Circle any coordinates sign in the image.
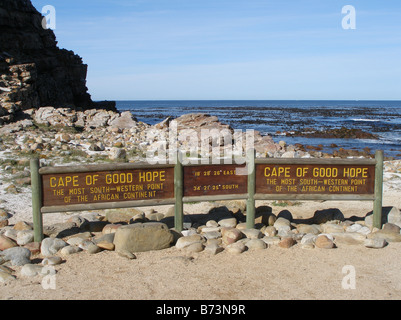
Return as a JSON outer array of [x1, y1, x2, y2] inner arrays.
[[183, 164, 247, 197], [41, 168, 174, 207], [255, 164, 375, 195]]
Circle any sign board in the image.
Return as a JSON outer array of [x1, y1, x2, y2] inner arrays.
[[30, 150, 384, 242], [183, 164, 247, 197], [255, 164, 375, 195], [41, 167, 175, 207]]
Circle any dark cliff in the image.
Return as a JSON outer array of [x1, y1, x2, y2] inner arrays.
[[0, 0, 115, 123]]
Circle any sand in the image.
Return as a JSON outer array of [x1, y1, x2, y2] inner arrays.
[[1, 162, 401, 300]]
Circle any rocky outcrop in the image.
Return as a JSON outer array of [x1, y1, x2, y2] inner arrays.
[[0, 0, 115, 124]]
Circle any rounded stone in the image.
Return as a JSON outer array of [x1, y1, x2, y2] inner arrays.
[[315, 235, 335, 249], [245, 239, 267, 250]]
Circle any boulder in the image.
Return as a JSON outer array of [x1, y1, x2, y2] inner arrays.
[[315, 235, 335, 249], [331, 232, 366, 246], [364, 238, 387, 249], [245, 239, 267, 250], [296, 224, 321, 235], [278, 237, 295, 249], [367, 229, 401, 243], [0, 235, 18, 250], [105, 208, 144, 224], [0, 247, 31, 266], [113, 223, 173, 254], [225, 242, 246, 254], [222, 228, 243, 245], [175, 234, 205, 249], [41, 238, 68, 257]]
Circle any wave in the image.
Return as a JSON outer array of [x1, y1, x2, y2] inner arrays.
[[351, 118, 381, 122]]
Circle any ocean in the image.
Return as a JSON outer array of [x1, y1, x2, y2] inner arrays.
[[116, 100, 401, 159]]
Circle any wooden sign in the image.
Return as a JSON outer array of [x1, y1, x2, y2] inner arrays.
[[255, 164, 375, 195], [30, 150, 384, 242], [183, 164, 247, 197], [41, 167, 174, 207]]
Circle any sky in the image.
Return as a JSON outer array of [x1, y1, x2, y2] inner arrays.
[[31, 0, 401, 101]]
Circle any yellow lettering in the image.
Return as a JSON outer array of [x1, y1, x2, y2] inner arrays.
[[50, 177, 56, 188]]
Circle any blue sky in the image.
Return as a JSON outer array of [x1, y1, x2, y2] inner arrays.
[[31, 0, 401, 100]]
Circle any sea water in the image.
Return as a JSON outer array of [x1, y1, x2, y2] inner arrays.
[[116, 100, 401, 159]]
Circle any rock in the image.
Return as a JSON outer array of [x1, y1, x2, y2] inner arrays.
[[13, 221, 33, 231], [23, 242, 41, 255], [367, 230, 401, 243], [200, 226, 220, 233], [66, 236, 86, 246], [235, 223, 247, 230], [241, 228, 263, 239], [218, 217, 237, 228], [3, 229, 18, 241], [301, 233, 317, 245], [113, 222, 173, 253], [277, 228, 294, 238], [278, 237, 295, 249], [175, 234, 204, 249], [225, 242, 246, 254], [322, 223, 344, 234], [55, 133, 72, 143], [0, 0, 118, 122], [245, 239, 267, 250], [41, 238, 68, 257], [20, 264, 43, 277], [0, 270, 16, 282], [273, 217, 291, 232], [16, 230, 35, 246], [60, 245, 82, 256], [105, 209, 143, 224], [0, 209, 10, 227], [296, 224, 321, 235], [0, 219, 8, 228], [345, 223, 363, 233], [79, 240, 101, 254], [222, 228, 243, 245], [89, 142, 106, 152], [109, 147, 126, 160], [331, 232, 366, 246], [263, 226, 277, 237], [315, 235, 335, 249], [262, 236, 281, 246], [364, 238, 387, 249], [184, 242, 205, 253], [181, 229, 197, 237], [97, 241, 115, 251], [356, 226, 371, 236], [206, 220, 219, 228], [42, 256, 63, 266], [0, 235, 18, 250], [109, 111, 138, 129], [386, 207, 401, 227], [67, 216, 89, 230], [202, 231, 221, 240], [0, 247, 31, 266], [382, 223, 401, 234], [117, 250, 137, 260], [204, 243, 224, 255]]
